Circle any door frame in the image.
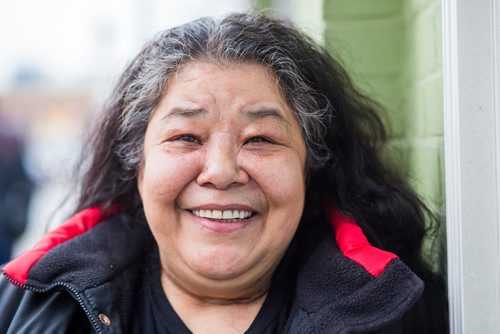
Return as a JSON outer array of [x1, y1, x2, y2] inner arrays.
[[442, 0, 500, 332]]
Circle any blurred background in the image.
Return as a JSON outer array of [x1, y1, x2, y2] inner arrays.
[[0, 0, 445, 278]]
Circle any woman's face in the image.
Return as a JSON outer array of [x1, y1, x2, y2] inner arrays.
[[137, 61, 306, 299]]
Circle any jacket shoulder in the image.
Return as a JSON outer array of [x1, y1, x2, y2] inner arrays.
[[0, 277, 91, 333], [287, 210, 426, 333]]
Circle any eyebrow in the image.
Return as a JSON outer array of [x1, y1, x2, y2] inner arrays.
[[161, 106, 290, 125], [162, 107, 208, 120], [243, 108, 290, 126]]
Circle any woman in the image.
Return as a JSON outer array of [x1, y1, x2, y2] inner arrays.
[[0, 12, 447, 333]]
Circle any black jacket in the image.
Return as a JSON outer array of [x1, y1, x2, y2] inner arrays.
[[0, 207, 425, 333]]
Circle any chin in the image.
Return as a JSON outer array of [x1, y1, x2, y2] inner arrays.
[[189, 252, 252, 281]]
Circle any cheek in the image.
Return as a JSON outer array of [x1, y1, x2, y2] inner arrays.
[[244, 153, 306, 208], [140, 150, 201, 203], [252, 155, 305, 256]]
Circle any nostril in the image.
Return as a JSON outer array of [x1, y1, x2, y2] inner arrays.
[[196, 166, 248, 189], [197, 153, 248, 188]]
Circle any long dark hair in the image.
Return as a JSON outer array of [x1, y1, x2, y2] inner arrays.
[[76, 12, 438, 278]]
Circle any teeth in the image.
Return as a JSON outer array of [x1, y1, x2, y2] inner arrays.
[[213, 210, 222, 219], [192, 209, 253, 220]]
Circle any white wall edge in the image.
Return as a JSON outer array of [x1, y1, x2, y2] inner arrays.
[[442, 0, 464, 332]]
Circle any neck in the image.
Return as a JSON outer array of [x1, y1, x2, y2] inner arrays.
[[161, 271, 268, 333]]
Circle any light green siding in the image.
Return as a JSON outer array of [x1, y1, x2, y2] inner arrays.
[[323, 0, 444, 208], [324, 0, 404, 19], [404, 0, 444, 213]]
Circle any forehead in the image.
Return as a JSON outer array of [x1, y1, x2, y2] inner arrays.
[[161, 61, 287, 109], [173, 61, 278, 85]]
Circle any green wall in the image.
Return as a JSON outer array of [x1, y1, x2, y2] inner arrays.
[[256, 0, 446, 272], [324, 0, 444, 202]]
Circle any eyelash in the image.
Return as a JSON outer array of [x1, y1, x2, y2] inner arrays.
[[170, 134, 274, 145], [245, 136, 273, 144], [172, 134, 202, 144]]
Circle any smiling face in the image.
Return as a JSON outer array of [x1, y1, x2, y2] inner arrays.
[[137, 61, 306, 300]]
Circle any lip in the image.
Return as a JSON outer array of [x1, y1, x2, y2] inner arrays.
[[185, 206, 257, 233]]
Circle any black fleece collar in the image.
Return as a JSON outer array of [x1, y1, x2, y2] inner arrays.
[[287, 236, 423, 333]]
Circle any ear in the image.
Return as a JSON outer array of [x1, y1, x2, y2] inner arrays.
[[137, 160, 144, 199]]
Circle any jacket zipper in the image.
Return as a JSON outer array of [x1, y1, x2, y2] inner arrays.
[[3, 273, 104, 334]]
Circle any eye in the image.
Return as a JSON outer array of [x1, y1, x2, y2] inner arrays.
[[245, 136, 273, 144], [172, 134, 202, 144]]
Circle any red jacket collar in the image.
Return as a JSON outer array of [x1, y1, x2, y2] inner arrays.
[[325, 206, 398, 277], [2, 206, 118, 286]]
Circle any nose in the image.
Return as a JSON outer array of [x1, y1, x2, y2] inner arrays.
[[196, 140, 249, 189]]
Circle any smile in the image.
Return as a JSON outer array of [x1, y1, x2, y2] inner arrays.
[[191, 209, 254, 222]]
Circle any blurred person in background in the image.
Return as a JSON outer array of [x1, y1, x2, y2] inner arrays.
[[0, 12, 448, 333], [11, 104, 85, 257], [0, 117, 33, 265]]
